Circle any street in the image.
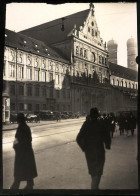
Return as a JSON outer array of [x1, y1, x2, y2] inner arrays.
[[3, 118, 138, 189]]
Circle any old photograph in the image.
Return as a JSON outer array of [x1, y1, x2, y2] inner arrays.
[[2, 2, 138, 191]]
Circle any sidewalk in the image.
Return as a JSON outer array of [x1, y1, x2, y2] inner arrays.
[[2, 117, 85, 131]]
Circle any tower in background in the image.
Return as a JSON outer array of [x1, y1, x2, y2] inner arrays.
[[107, 39, 118, 64], [127, 37, 137, 71]]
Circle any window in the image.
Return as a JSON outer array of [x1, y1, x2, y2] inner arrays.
[[19, 66, 24, 79], [125, 82, 127, 88], [80, 48, 83, 56], [132, 84, 134, 89], [117, 80, 119, 86], [112, 79, 115, 85], [88, 27, 90, 32], [136, 84, 137, 89], [95, 31, 98, 36], [92, 9, 94, 16], [76, 46, 79, 55], [28, 104, 32, 111], [27, 68, 32, 80], [56, 74, 59, 84], [121, 81, 123, 87], [35, 70, 39, 81], [27, 86, 32, 96], [105, 58, 107, 65], [129, 82, 131, 88], [92, 29, 94, 36], [102, 57, 104, 64], [91, 21, 94, 26], [49, 73, 53, 81], [19, 103, 24, 111], [35, 86, 40, 96], [42, 71, 46, 82], [42, 87, 46, 97], [10, 85, 15, 95], [99, 56, 102, 64], [36, 104, 40, 111], [84, 50, 87, 58], [19, 86, 24, 95], [9, 64, 15, 77]]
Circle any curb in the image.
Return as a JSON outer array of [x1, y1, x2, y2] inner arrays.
[[3, 118, 85, 131]]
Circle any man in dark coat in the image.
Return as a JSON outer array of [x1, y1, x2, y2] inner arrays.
[[118, 113, 125, 135], [76, 108, 111, 189], [129, 112, 137, 136], [10, 113, 37, 189]]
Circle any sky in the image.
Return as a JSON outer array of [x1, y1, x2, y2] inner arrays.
[[5, 3, 137, 67]]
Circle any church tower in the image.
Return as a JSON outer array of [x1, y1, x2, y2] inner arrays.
[[107, 39, 118, 64], [127, 37, 137, 71]]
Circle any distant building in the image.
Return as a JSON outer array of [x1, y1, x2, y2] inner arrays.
[[2, 3, 138, 123]]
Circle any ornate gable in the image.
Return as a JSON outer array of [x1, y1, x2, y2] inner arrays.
[[77, 3, 105, 50]]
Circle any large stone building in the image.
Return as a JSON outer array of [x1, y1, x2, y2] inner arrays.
[[2, 3, 138, 123]]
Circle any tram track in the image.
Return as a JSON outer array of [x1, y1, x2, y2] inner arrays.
[[3, 128, 79, 145]]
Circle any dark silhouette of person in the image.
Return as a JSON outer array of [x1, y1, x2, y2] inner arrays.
[[10, 113, 37, 190], [128, 112, 137, 136], [118, 113, 125, 135], [76, 108, 111, 189]]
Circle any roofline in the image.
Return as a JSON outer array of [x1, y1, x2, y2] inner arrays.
[[5, 44, 71, 65], [19, 8, 90, 33]]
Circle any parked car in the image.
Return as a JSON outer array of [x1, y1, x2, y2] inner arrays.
[[25, 114, 38, 123], [61, 111, 69, 119], [39, 110, 54, 120]]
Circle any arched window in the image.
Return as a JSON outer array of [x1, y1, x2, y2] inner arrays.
[[129, 82, 131, 88], [112, 79, 115, 85], [132, 83, 134, 89], [117, 80, 119, 86], [121, 81, 123, 87], [136, 84, 137, 89], [125, 82, 127, 88]]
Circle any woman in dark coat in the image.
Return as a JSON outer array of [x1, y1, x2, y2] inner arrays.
[[10, 113, 37, 189], [76, 108, 111, 189]]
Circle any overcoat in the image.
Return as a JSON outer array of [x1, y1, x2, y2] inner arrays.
[[13, 122, 37, 181], [76, 118, 111, 176]]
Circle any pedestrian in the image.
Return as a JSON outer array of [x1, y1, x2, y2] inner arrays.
[[124, 113, 130, 136], [76, 108, 111, 190], [129, 112, 137, 136], [118, 113, 125, 135], [108, 113, 116, 138], [10, 113, 38, 190]]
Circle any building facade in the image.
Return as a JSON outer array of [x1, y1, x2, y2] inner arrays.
[[2, 3, 138, 123]]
